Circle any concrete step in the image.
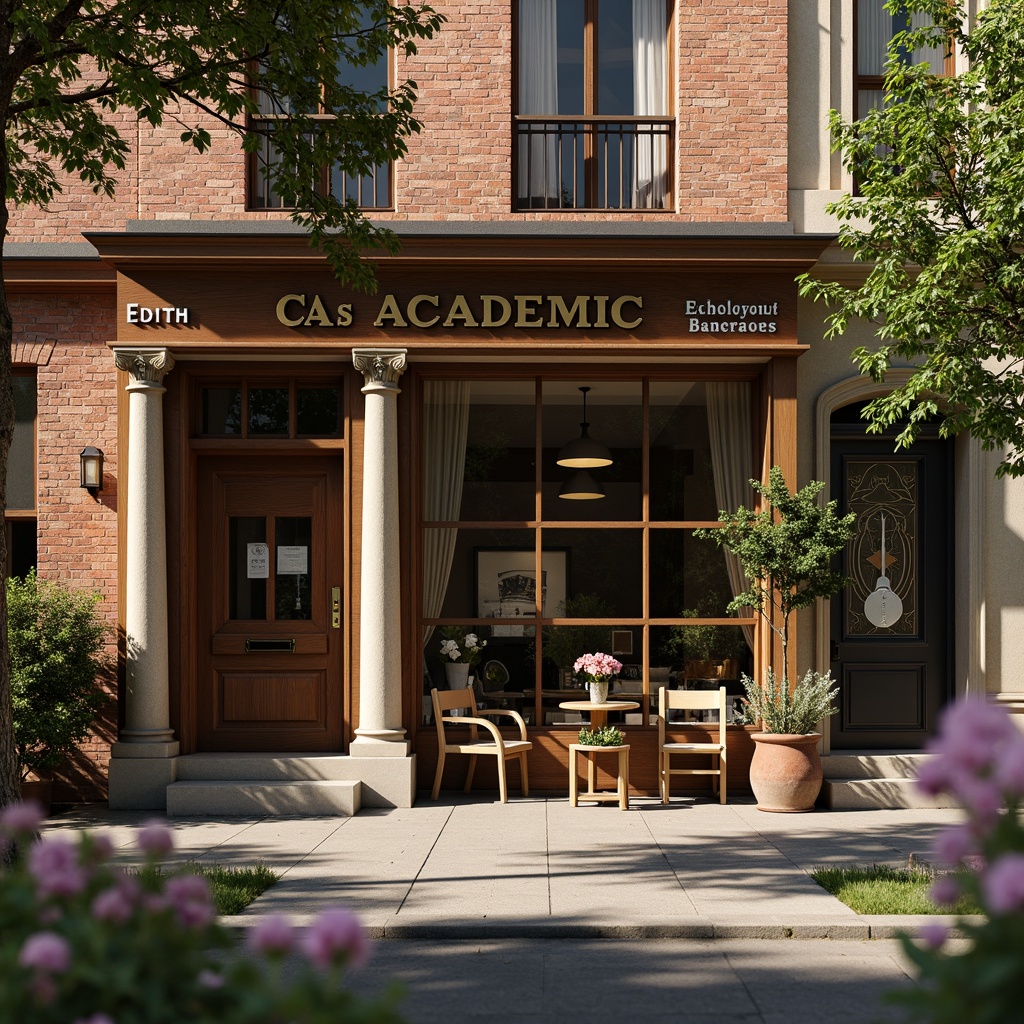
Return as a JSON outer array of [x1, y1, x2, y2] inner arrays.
[[166, 779, 361, 817], [820, 752, 929, 780], [175, 753, 356, 782], [822, 777, 958, 810], [820, 752, 958, 810]]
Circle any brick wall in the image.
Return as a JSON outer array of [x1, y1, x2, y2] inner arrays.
[[5, 1, 790, 242], [11, 293, 119, 802]]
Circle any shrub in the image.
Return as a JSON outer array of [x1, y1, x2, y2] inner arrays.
[[0, 805, 403, 1023], [7, 570, 111, 781], [887, 699, 1024, 1024]]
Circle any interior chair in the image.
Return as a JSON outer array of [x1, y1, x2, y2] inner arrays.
[[430, 687, 532, 803], [657, 686, 728, 805]]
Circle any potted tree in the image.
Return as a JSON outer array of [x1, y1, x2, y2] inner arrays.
[[695, 467, 856, 812], [7, 570, 112, 810]]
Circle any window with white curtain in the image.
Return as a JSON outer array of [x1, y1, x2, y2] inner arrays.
[[249, 9, 393, 211], [855, 0, 951, 122], [418, 376, 757, 728], [515, 0, 672, 210]]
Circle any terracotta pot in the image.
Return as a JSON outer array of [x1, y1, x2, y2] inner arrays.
[[748, 732, 823, 812], [19, 778, 53, 814]]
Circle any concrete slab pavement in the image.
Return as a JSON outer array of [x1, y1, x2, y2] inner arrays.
[[40, 794, 970, 941]]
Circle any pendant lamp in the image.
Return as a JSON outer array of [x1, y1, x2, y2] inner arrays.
[[558, 469, 605, 500], [556, 387, 613, 468]]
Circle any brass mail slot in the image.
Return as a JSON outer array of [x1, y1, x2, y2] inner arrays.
[[244, 638, 296, 653]]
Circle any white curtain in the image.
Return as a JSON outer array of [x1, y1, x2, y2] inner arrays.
[[632, 0, 668, 208], [421, 381, 471, 653], [518, 0, 560, 205], [706, 382, 755, 651]]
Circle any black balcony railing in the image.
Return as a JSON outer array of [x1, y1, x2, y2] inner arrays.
[[515, 117, 673, 211], [249, 126, 392, 211]]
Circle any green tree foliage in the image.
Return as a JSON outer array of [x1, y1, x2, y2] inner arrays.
[[0, 0, 444, 811], [695, 467, 855, 692], [7, 570, 110, 781], [799, 0, 1024, 476]]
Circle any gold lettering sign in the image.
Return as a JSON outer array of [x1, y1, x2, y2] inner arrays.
[[279, 293, 646, 330]]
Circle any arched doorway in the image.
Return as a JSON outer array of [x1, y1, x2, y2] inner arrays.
[[828, 403, 953, 749]]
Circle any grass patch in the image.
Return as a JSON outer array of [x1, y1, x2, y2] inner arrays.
[[198, 863, 279, 916], [811, 864, 981, 915], [135, 863, 280, 916]]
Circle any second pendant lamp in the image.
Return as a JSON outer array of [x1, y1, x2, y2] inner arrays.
[[558, 386, 612, 499]]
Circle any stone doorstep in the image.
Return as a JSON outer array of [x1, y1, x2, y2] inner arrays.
[[175, 753, 357, 782], [820, 753, 931, 780], [821, 777, 958, 810], [165, 779, 361, 817]]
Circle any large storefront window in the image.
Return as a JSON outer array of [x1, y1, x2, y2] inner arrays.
[[420, 377, 757, 726]]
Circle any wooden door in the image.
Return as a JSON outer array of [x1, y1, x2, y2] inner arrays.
[[829, 429, 953, 749], [196, 454, 344, 751]]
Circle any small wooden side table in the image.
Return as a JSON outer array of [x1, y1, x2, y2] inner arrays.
[[568, 743, 630, 811]]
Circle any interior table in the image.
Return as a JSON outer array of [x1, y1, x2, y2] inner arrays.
[[558, 699, 639, 730]]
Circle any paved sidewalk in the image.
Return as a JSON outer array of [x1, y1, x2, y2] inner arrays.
[[42, 794, 968, 941]]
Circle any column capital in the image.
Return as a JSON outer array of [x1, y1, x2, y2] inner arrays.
[[353, 348, 407, 393], [114, 347, 176, 386]]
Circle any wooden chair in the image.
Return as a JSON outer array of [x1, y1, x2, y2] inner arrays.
[[430, 687, 532, 803], [658, 686, 728, 805]]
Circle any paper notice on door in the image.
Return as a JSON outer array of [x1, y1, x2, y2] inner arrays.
[[277, 545, 308, 575], [247, 543, 270, 579]]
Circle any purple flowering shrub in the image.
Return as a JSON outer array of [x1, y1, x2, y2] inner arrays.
[[0, 805, 402, 1024], [891, 700, 1024, 1024]]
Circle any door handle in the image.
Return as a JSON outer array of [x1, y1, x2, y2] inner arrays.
[[331, 587, 341, 629]]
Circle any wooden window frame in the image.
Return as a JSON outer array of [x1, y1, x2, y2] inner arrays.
[[512, 0, 675, 211], [415, 370, 763, 731], [246, 45, 395, 212]]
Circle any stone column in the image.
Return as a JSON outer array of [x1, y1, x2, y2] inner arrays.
[[108, 347, 178, 809], [350, 349, 410, 757]]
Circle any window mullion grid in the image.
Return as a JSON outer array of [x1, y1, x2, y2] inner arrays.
[[584, 0, 598, 207], [642, 379, 651, 722], [534, 377, 544, 722]]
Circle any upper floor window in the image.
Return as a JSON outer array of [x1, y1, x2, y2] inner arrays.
[[855, 0, 951, 122], [7, 372, 37, 577], [515, 0, 672, 211], [249, 12, 392, 211]]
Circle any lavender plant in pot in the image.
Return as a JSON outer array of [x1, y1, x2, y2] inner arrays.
[[695, 467, 855, 812]]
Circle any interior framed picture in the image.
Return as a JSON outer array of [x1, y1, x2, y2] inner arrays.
[[474, 547, 569, 625]]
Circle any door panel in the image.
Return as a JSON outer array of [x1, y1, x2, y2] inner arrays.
[[197, 455, 343, 751], [830, 435, 952, 749]]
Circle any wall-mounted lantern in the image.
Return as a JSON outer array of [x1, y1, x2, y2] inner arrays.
[[80, 447, 103, 494]]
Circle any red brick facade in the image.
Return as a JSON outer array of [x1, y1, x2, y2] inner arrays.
[[5, 1, 793, 803], [7, 1, 788, 241]]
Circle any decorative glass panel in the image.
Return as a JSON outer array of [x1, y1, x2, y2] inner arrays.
[[543, 381, 641, 521], [544, 528, 642, 618], [202, 387, 242, 435], [9, 376, 36, 510], [845, 459, 918, 636], [448, 381, 535, 523], [649, 529, 736, 618], [597, 0, 635, 114], [296, 387, 340, 435], [249, 387, 289, 435], [650, 624, 749, 680], [649, 381, 724, 522], [275, 517, 312, 620], [229, 517, 267, 620]]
